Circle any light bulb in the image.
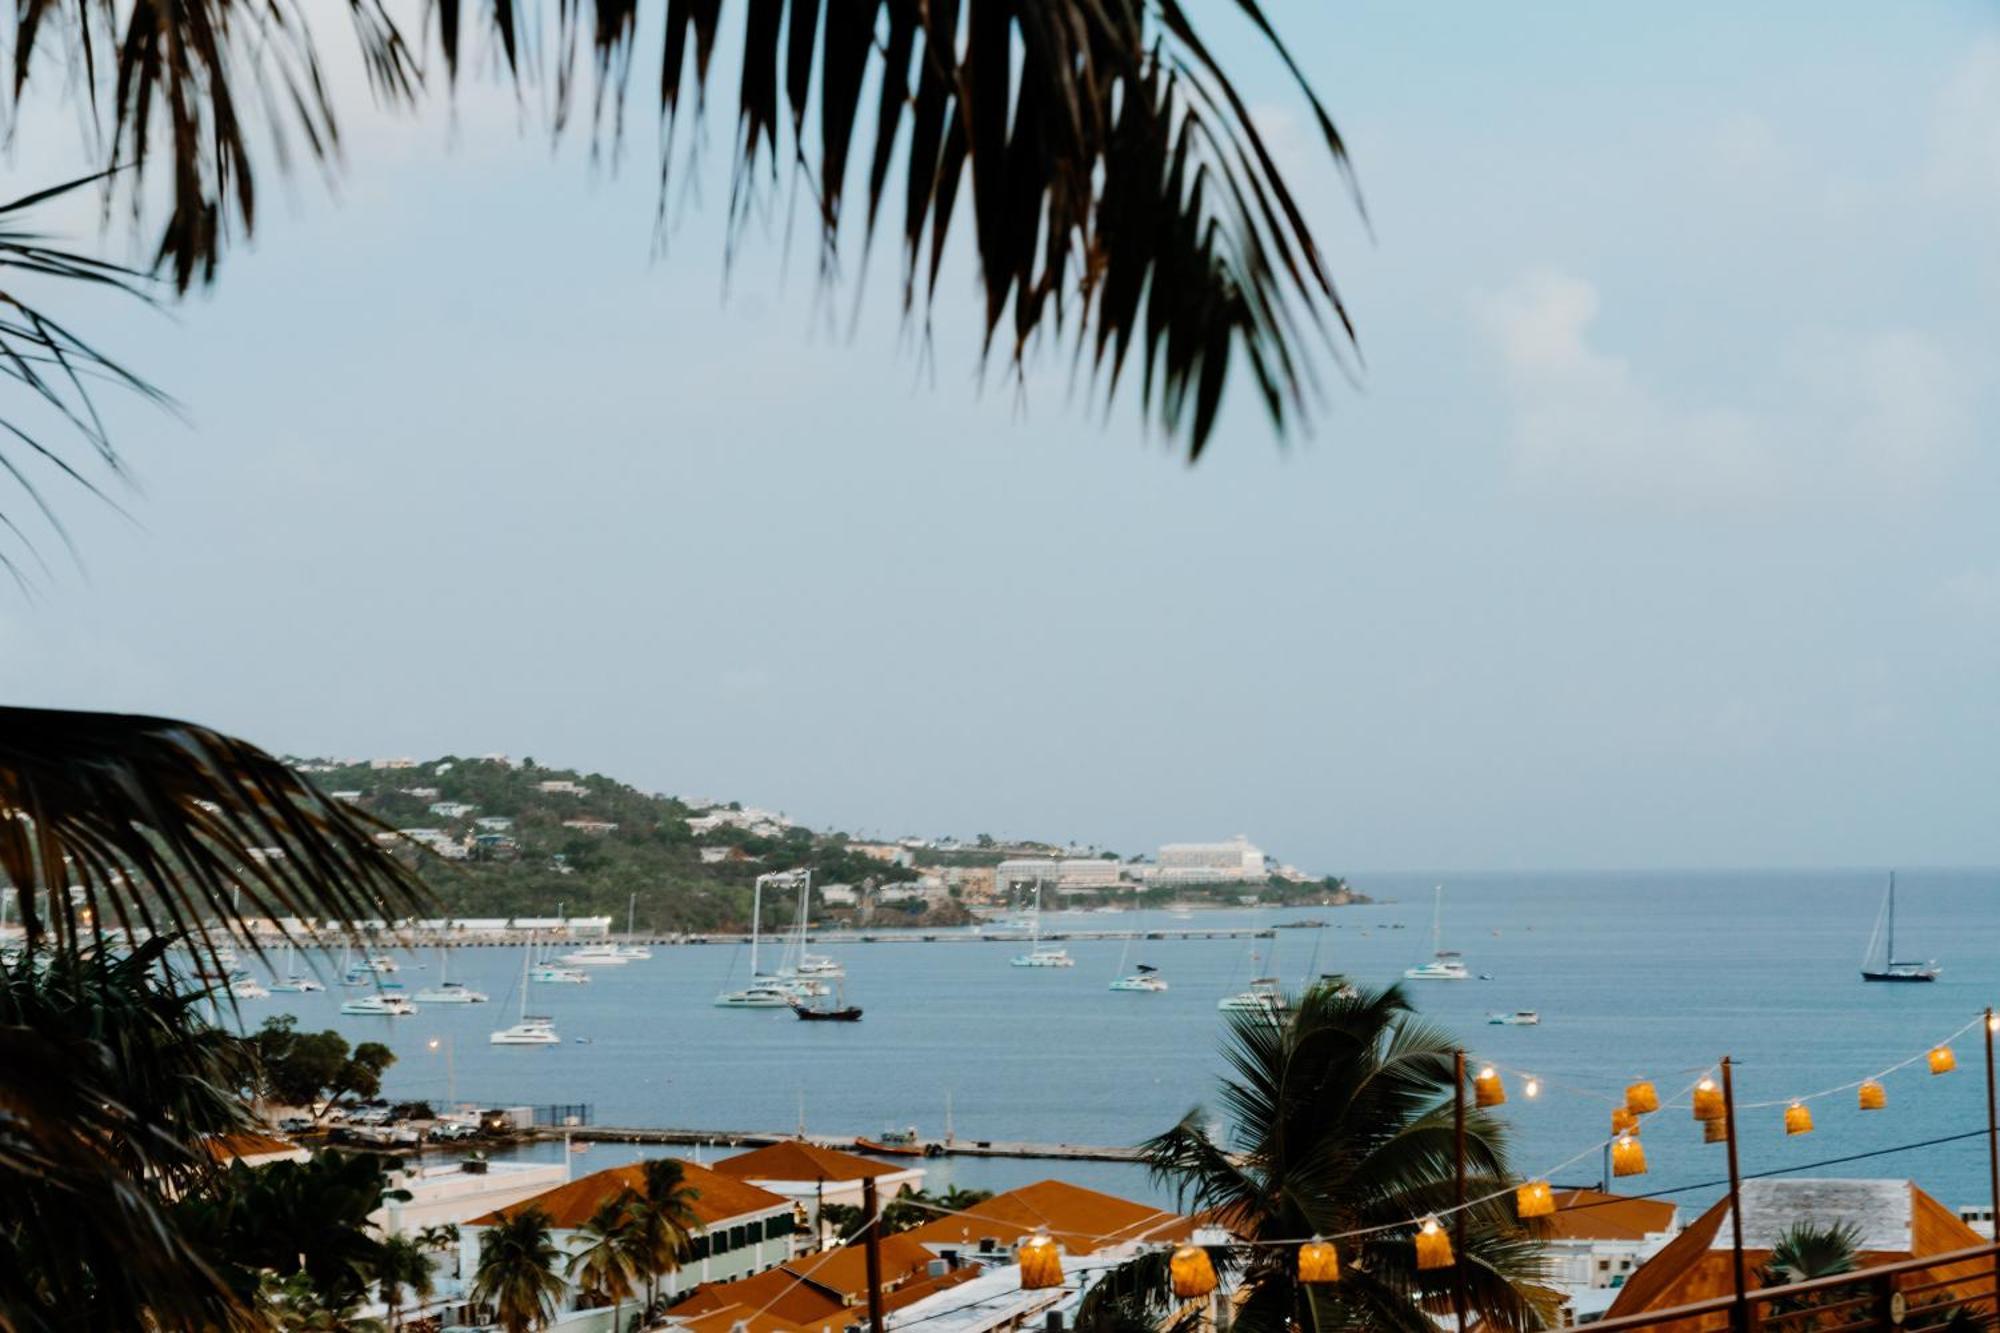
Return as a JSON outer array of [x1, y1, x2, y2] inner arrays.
[[1524, 1077, 1540, 1098], [1988, 1014, 1999, 1033]]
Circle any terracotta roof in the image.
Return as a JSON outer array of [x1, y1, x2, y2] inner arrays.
[[203, 1131, 302, 1162], [1543, 1187, 1679, 1242], [714, 1140, 916, 1184], [784, 1233, 938, 1299], [470, 1158, 789, 1229], [899, 1179, 1192, 1256], [1604, 1179, 1989, 1328], [667, 1261, 981, 1333]]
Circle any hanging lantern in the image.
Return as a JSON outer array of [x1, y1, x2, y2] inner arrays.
[[1612, 1133, 1647, 1177], [1414, 1216, 1454, 1270], [1930, 1046, 1957, 1076], [1624, 1080, 1660, 1115], [1703, 1115, 1730, 1144], [1169, 1245, 1218, 1300], [1514, 1180, 1555, 1219], [1611, 1107, 1640, 1136], [1018, 1234, 1064, 1290], [1691, 1078, 1724, 1122], [1298, 1239, 1341, 1285], [1859, 1080, 1887, 1111], [1475, 1067, 1507, 1108], [1784, 1102, 1813, 1136]]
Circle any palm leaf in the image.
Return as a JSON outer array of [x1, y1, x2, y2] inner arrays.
[[13, 0, 1356, 460], [0, 704, 429, 970]]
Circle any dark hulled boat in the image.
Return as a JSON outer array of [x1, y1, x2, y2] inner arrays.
[[1860, 873, 1939, 983]]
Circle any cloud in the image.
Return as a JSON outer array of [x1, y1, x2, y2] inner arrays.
[[1927, 37, 2000, 200], [1475, 270, 1974, 511]]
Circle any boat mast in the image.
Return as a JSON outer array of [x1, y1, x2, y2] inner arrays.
[[1032, 880, 1043, 949], [1432, 885, 1445, 957], [750, 874, 764, 976], [1887, 872, 1896, 964]]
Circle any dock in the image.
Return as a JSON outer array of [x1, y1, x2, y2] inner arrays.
[[235, 926, 1281, 949], [532, 1125, 1146, 1163]]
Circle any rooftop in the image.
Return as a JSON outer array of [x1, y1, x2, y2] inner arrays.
[[899, 1179, 1192, 1256], [469, 1158, 788, 1229], [1544, 1187, 1679, 1242], [713, 1140, 920, 1184]]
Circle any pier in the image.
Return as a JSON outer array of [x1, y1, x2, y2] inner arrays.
[[531, 1124, 1146, 1163], [234, 926, 1281, 949]]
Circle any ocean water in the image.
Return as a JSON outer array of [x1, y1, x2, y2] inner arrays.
[[239, 868, 2000, 1213]]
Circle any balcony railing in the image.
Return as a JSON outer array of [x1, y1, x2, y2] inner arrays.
[[1587, 1241, 2000, 1332]]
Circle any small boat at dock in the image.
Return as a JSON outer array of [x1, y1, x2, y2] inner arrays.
[[1487, 1010, 1540, 1025]]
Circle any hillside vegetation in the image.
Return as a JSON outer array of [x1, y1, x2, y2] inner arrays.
[[294, 756, 915, 933]]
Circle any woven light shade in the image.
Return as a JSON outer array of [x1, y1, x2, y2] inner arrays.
[[1784, 1102, 1813, 1136], [1475, 1067, 1507, 1108], [1624, 1080, 1660, 1115], [1858, 1080, 1887, 1111], [1703, 1115, 1730, 1144], [1414, 1217, 1453, 1270], [1611, 1107, 1640, 1136], [1930, 1046, 1957, 1076], [1018, 1234, 1064, 1290], [1514, 1180, 1555, 1219], [1169, 1245, 1217, 1299], [1611, 1134, 1647, 1178], [1691, 1078, 1724, 1122], [1298, 1239, 1340, 1285]]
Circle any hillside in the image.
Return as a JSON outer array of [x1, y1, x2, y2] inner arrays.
[[292, 756, 920, 933]]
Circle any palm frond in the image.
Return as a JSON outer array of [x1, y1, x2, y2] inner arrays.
[[14, 0, 1356, 460], [0, 705, 429, 972]]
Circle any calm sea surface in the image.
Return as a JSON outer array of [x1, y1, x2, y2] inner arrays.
[[239, 869, 2000, 1213]]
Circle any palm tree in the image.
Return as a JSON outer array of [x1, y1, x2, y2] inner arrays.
[[1134, 982, 1551, 1333], [377, 1233, 436, 1330], [627, 1158, 705, 1314], [1758, 1221, 1860, 1329], [472, 1207, 569, 1333], [418, 1222, 464, 1279], [568, 1195, 646, 1332]]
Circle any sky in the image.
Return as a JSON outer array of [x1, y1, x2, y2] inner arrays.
[[1, 2, 1996, 873]]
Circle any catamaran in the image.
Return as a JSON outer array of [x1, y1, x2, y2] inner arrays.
[[718, 870, 816, 1006], [557, 943, 631, 967], [1404, 886, 1471, 981], [227, 973, 270, 1000], [1010, 881, 1074, 968], [414, 949, 489, 1003], [612, 894, 653, 960], [1861, 873, 1939, 982], [340, 993, 416, 1017], [269, 942, 325, 992], [1218, 978, 1285, 1015], [491, 948, 560, 1043], [1111, 963, 1169, 993]]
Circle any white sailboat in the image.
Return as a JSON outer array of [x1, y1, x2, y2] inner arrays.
[[1404, 885, 1471, 981], [1861, 873, 1939, 983], [614, 894, 653, 960], [717, 871, 806, 1006], [269, 942, 325, 993], [414, 948, 489, 1003], [491, 947, 560, 1044], [1108, 910, 1166, 991], [1011, 881, 1074, 968], [227, 973, 270, 999], [527, 933, 589, 984], [1218, 978, 1285, 1015], [558, 943, 631, 967], [340, 993, 416, 1016]]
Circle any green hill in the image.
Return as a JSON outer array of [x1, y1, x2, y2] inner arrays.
[[292, 756, 917, 932]]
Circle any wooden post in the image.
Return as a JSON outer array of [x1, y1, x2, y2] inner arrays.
[[863, 1175, 885, 1333], [1453, 1048, 1468, 1333], [1986, 1009, 1999, 1317], [1722, 1057, 1751, 1333]]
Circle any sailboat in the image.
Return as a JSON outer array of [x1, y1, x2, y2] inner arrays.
[[1861, 873, 1939, 983], [613, 893, 653, 960], [791, 976, 863, 1022], [1108, 912, 1166, 991], [774, 872, 836, 992], [717, 872, 802, 1006], [529, 934, 590, 984], [491, 947, 561, 1044], [415, 948, 489, 1003], [1404, 885, 1471, 981], [269, 942, 325, 993], [1010, 881, 1074, 967]]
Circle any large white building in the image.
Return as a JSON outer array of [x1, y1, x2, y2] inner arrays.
[[1149, 835, 1268, 885], [994, 857, 1129, 897]]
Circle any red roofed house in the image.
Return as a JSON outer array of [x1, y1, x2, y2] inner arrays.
[[1534, 1187, 1681, 1324], [1603, 1179, 1988, 1331], [663, 1230, 980, 1333], [463, 1158, 802, 1327], [712, 1141, 927, 1245], [899, 1179, 1194, 1261]]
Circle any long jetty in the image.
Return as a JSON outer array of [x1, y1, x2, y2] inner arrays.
[[237, 926, 1284, 948], [531, 1125, 1145, 1163]]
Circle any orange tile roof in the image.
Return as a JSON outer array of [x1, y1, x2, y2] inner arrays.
[[715, 1140, 917, 1184], [784, 1233, 939, 1299], [203, 1131, 302, 1162], [899, 1179, 1192, 1256], [1544, 1187, 1679, 1241], [668, 1258, 982, 1333], [469, 1158, 789, 1229]]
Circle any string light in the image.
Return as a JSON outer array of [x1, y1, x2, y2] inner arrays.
[[1611, 1107, 1639, 1136], [1624, 1080, 1660, 1115], [1514, 1180, 1555, 1219], [1414, 1217, 1453, 1269], [1170, 1245, 1218, 1299], [1988, 1014, 1999, 1034], [1474, 1066, 1507, 1108], [1784, 1102, 1813, 1136], [1703, 1116, 1730, 1144], [1523, 1076, 1540, 1099], [1691, 1077, 1723, 1122], [1298, 1239, 1340, 1284], [1859, 1080, 1886, 1111], [1612, 1134, 1647, 1177], [1929, 1046, 1957, 1075], [1017, 1234, 1064, 1290]]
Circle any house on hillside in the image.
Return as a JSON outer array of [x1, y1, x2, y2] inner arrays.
[[1604, 1178, 1988, 1330], [663, 1236, 979, 1333], [537, 779, 590, 796], [461, 1159, 800, 1322], [561, 817, 619, 834], [711, 1141, 926, 1243], [899, 1178, 1196, 1261], [1535, 1187, 1681, 1323], [474, 816, 514, 831], [429, 801, 477, 819]]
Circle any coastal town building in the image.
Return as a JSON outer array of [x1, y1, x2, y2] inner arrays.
[[429, 801, 477, 818], [463, 1159, 800, 1323], [1604, 1178, 1985, 1324], [664, 1234, 980, 1333], [537, 779, 591, 796], [994, 857, 1129, 898], [560, 817, 619, 834], [1535, 1187, 1681, 1323], [711, 1141, 926, 1242], [900, 1178, 1196, 1259], [374, 1158, 570, 1235], [1149, 836, 1267, 884]]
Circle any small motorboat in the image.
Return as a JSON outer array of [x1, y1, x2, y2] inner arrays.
[[793, 1002, 863, 1022], [1110, 963, 1168, 993], [1487, 1010, 1540, 1026]]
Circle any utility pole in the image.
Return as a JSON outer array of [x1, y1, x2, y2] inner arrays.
[[862, 1176, 886, 1333], [1453, 1048, 1468, 1333], [1985, 1010, 1999, 1299], [1722, 1057, 1748, 1333]]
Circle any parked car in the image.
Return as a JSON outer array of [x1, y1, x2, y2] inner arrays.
[[430, 1122, 479, 1141], [277, 1116, 314, 1134]]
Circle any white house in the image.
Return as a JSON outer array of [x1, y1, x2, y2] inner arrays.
[[1149, 836, 1268, 884], [429, 801, 478, 819], [537, 779, 590, 796], [1539, 1186, 1681, 1322]]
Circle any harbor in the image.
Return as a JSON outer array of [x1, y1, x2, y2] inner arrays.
[[530, 1124, 1148, 1163]]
